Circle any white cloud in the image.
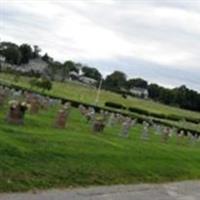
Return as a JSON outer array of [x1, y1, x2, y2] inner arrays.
[[0, 0, 200, 90]]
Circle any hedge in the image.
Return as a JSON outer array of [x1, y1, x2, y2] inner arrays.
[[105, 102, 126, 110], [128, 106, 200, 124]]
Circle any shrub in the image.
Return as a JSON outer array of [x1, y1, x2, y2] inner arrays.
[[36, 78, 52, 91], [105, 102, 126, 110], [128, 107, 149, 116], [128, 106, 199, 124]]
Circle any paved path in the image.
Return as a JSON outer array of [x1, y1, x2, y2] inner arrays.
[[0, 181, 200, 200]]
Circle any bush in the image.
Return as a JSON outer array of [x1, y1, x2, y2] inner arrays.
[[29, 77, 52, 92], [128, 106, 197, 123], [128, 107, 149, 116], [185, 117, 200, 124], [36, 78, 52, 91], [105, 102, 126, 110]]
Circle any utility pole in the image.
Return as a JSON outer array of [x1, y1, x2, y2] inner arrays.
[[95, 78, 103, 106]]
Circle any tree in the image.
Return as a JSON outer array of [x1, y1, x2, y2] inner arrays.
[[148, 84, 161, 100], [45, 61, 62, 81], [147, 83, 200, 112], [33, 45, 41, 58], [19, 44, 33, 64], [29, 77, 37, 89], [13, 72, 21, 83], [103, 71, 126, 91], [63, 61, 79, 73], [126, 78, 148, 90], [60, 61, 79, 82], [0, 42, 22, 65], [82, 66, 102, 80], [36, 78, 52, 92], [29, 77, 52, 92], [42, 53, 53, 63], [82, 66, 102, 81], [159, 88, 174, 104]]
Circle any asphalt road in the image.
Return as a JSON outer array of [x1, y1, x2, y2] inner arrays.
[[0, 181, 200, 200]]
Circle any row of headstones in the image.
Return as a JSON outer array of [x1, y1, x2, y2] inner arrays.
[[0, 86, 61, 124], [0, 86, 61, 108], [1, 86, 200, 145], [78, 105, 200, 145]]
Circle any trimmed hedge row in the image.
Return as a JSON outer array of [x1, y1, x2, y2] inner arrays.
[[128, 106, 200, 124], [105, 101, 200, 124], [128, 107, 181, 121], [105, 102, 126, 110]]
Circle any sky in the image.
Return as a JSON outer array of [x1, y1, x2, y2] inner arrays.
[[0, 0, 200, 92]]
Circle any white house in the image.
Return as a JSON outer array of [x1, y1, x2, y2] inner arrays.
[[130, 87, 149, 99], [79, 76, 97, 85], [68, 71, 79, 80], [0, 55, 5, 62]]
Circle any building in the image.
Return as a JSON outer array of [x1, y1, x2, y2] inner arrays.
[[69, 71, 79, 81], [79, 76, 97, 85], [0, 55, 5, 62], [130, 87, 149, 99]]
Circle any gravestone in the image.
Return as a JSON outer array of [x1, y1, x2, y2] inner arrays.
[[85, 107, 96, 123], [27, 94, 40, 114], [0, 89, 6, 106], [107, 113, 115, 127], [141, 121, 149, 140], [154, 124, 161, 135], [92, 116, 105, 133], [54, 102, 71, 129], [187, 131, 196, 146], [162, 127, 171, 143], [7, 101, 28, 125], [176, 129, 185, 145], [55, 109, 68, 128], [79, 104, 87, 116], [120, 117, 133, 138]]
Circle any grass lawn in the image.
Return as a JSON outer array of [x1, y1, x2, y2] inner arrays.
[[0, 72, 200, 121], [0, 104, 200, 192]]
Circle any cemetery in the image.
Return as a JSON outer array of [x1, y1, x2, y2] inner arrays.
[[0, 84, 200, 192], [1, 1, 200, 198]]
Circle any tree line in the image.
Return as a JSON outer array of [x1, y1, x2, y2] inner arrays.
[[0, 41, 199, 112]]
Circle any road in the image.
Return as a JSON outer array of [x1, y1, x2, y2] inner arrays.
[[0, 181, 200, 200]]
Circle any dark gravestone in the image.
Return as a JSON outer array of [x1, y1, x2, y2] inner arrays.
[[54, 103, 71, 129], [92, 117, 105, 133], [162, 127, 171, 143], [7, 101, 28, 125]]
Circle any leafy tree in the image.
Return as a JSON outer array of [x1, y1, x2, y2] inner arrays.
[[60, 61, 79, 82], [159, 88, 174, 104], [0, 42, 22, 65], [148, 84, 161, 100], [103, 71, 126, 91], [126, 78, 148, 89], [33, 45, 41, 58], [82, 66, 102, 81], [42, 53, 53, 63], [29, 77, 38, 89], [29, 77, 52, 92], [172, 85, 200, 111], [63, 61, 79, 73], [45, 61, 62, 81], [13, 72, 21, 83], [148, 84, 200, 112], [19, 44, 33, 64], [36, 78, 52, 92]]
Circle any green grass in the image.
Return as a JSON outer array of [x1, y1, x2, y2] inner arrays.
[[0, 72, 200, 120], [0, 103, 200, 192]]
